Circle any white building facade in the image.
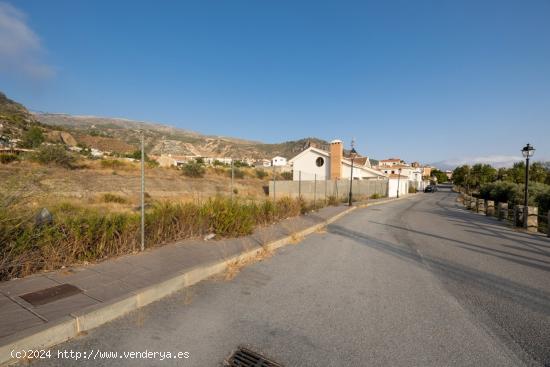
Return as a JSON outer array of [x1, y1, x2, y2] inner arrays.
[[271, 156, 287, 166], [288, 142, 387, 181]]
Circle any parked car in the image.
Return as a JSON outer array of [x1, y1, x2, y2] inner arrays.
[[424, 185, 435, 193]]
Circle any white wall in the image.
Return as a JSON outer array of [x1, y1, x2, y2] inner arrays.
[[291, 150, 329, 180], [388, 178, 409, 198]]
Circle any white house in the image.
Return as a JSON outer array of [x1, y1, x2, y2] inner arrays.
[[378, 162, 427, 191], [271, 156, 287, 166], [288, 140, 387, 181], [388, 174, 409, 198]]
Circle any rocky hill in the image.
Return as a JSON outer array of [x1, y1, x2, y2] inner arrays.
[[35, 112, 330, 159], [0, 92, 40, 139], [1, 91, 344, 160]]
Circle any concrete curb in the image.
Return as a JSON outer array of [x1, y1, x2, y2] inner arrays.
[[0, 195, 414, 365]]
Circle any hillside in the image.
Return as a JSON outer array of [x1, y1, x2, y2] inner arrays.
[[35, 112, 330, 159], [0, 92, 40, 139], [1, 91, 343, 160]]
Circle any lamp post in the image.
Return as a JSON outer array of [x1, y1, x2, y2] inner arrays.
[[348, 146, 358, 206], [396, 168, 402, 198], [521, 143, 535, 228]]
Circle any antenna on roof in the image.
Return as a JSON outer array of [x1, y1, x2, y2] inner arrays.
[[351, 138, 356, 150]]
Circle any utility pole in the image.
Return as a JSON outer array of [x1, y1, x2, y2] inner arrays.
[[140, 131, 145, 252]]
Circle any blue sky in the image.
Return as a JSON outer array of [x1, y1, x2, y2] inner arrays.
[[1, 0, 549, 166]]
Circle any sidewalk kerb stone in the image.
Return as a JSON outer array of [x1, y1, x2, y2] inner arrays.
[[0, 316, 77, 366]]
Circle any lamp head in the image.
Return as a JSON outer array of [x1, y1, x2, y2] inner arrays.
[[350, 147, 358, 159], [521, 143, 535, 158]]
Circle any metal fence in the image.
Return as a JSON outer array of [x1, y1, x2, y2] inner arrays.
[[269, 176, 388, 202]]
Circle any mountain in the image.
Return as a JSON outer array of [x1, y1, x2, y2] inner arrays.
[[430, 155, 524, 171], [1, 91, 356, 160], [34, 112, 330, 159]]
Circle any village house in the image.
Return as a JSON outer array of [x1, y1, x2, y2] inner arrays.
[[271, 156, 287, 166], [376, 159, 429, 192], [155, 154, 197, 168], [288, 139, 387, 181]]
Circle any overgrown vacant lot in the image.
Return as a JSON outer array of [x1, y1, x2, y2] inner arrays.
[[0, 160, 268, 211], [1, 160, 331, 281]]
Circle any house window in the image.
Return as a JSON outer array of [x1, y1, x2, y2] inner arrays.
[[316, 157, 324, 167]]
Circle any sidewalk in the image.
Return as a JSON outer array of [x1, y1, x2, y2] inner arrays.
[[0, 196, 409, 364]]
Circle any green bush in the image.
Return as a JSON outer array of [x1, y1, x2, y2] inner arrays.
[[20, 126, 44, 148], [0, 153, 18, 164], [370, 193, 382, 200], [32, 145, 75, 168], [255, 169, 268, 179], [182, 161, 205, 177], [408, 186, 417, 194]]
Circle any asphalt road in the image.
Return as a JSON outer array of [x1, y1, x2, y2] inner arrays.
[[30, 188, 550, 366]]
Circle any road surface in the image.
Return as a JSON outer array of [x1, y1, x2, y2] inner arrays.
[[30, 188, 550, 366]]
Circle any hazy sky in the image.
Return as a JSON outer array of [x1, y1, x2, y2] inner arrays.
[[1, 0, 549, 165]]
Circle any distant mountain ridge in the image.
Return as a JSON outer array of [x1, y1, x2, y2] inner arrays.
[[33, 112, 330, 159], [1, 91, 363, 161]]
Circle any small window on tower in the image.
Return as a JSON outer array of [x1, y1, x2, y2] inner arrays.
[[316, 157, 324, 167]]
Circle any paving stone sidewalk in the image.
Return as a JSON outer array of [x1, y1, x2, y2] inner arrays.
[[0, 204, 352, 346]]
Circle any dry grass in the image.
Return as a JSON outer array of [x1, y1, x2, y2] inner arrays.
[[222, 247, 274, 281]]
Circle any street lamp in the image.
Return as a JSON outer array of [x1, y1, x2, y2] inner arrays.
[[348, 146, 358, 206], [521, 143, 535, 228], [396, 168, 402, 198]]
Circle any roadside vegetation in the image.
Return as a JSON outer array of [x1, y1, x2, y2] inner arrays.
[[452, 162, 550, 214], [0, 190, 334, 281]]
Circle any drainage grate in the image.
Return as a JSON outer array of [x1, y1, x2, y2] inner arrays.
[[20, 284, 82, 306], [226, 347, 283, 367]]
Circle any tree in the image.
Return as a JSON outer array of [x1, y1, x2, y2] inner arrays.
[[470, 164, 496, 188], [126, 150, 151, 161], [452, 165, 471, 187], [20, 127, 44, 148], [431, 169, 448, 183], [505, 162, 525, 184], [529, 162, 548, 183], [181, 161, 205, 177], [33, 145, 75, 168]]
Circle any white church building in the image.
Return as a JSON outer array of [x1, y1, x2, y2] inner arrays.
[[288, 140, 387, 181]]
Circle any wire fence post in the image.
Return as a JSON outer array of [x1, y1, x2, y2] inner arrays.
[[298, 170, 302, 199], [324, 177, 328, 203], [272, 165, 276, 202], [230, 159, 234, 202], [140, 131, 145, 252], [314, 173, 317, 209]]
